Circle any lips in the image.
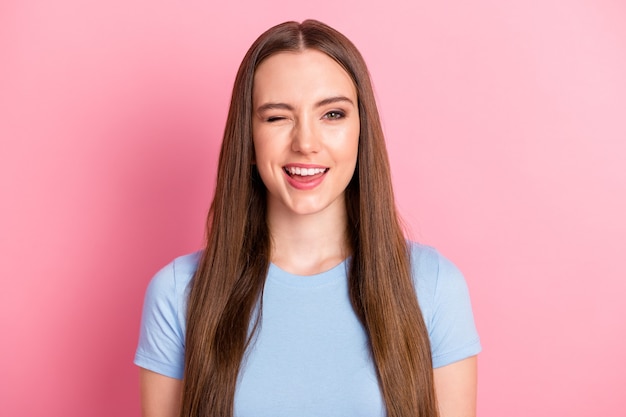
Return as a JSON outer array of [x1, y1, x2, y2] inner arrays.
[[282, 164, 329, 189]]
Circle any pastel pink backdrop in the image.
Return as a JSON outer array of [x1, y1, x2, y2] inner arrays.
[[1, 1, 625, 416]]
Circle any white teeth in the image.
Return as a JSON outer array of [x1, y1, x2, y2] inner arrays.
[[286, 167, 327, 176]]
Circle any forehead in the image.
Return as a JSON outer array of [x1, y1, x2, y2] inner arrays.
[[252, 49, 357, 104]]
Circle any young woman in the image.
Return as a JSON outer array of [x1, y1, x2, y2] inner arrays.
[[135, 20, 481, 417]]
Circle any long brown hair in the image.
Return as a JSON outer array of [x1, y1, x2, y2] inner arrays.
[[182, 20, 438, 417]]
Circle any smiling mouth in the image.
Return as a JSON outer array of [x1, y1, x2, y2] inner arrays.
[[283, 166, 329, 177]]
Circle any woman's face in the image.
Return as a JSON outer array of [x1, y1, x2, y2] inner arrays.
[[252, 49, 360, 218]]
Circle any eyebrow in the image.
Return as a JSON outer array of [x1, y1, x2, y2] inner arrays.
[[316, 96, 355, 108], [256, 96, 355, 113]]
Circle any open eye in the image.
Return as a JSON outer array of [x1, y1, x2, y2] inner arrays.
[[324, 111, 345, 120], [266, 116, 286, 122]]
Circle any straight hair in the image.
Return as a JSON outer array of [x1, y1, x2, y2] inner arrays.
[[182, 19, 438, 417]]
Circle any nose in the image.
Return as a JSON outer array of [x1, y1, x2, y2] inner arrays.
[[291, 118, 320, 154]]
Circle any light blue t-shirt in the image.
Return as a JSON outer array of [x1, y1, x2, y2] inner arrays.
[[134, 243, 481, 416]]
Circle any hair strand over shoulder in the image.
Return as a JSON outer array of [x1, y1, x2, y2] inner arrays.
[[181, 19, 439, 417]]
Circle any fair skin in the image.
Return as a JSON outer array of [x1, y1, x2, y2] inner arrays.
[[139, 369, 181, 417], [252, 49, 359, 275], [434, 356, 478, 417], [140, 49, 477, 417]]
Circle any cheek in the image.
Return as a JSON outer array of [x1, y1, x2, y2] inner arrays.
[[344, 125, 360, 162], [251, 141, 279, 188], [252, 147, 271, 174], [252, 127, 284, 162], [254, 164, 275, 194], [252, 135, 270, 164]]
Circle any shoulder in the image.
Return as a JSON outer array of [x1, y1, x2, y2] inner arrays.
[[135, 251, 201, 379], [408, 241, 465, 300], [407, 240, 470, 317], [407, 241, 482, 367], [146, 251, 200, 297]]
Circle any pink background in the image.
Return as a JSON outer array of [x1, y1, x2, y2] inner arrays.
[[1, 0, 625, 416]]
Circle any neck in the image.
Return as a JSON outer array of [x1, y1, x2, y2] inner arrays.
[[266, 200, 349, 276]]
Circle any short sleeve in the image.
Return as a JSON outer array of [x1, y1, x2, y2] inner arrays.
[[411, 244, 481, 368], [134, 254, 197, 379]]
